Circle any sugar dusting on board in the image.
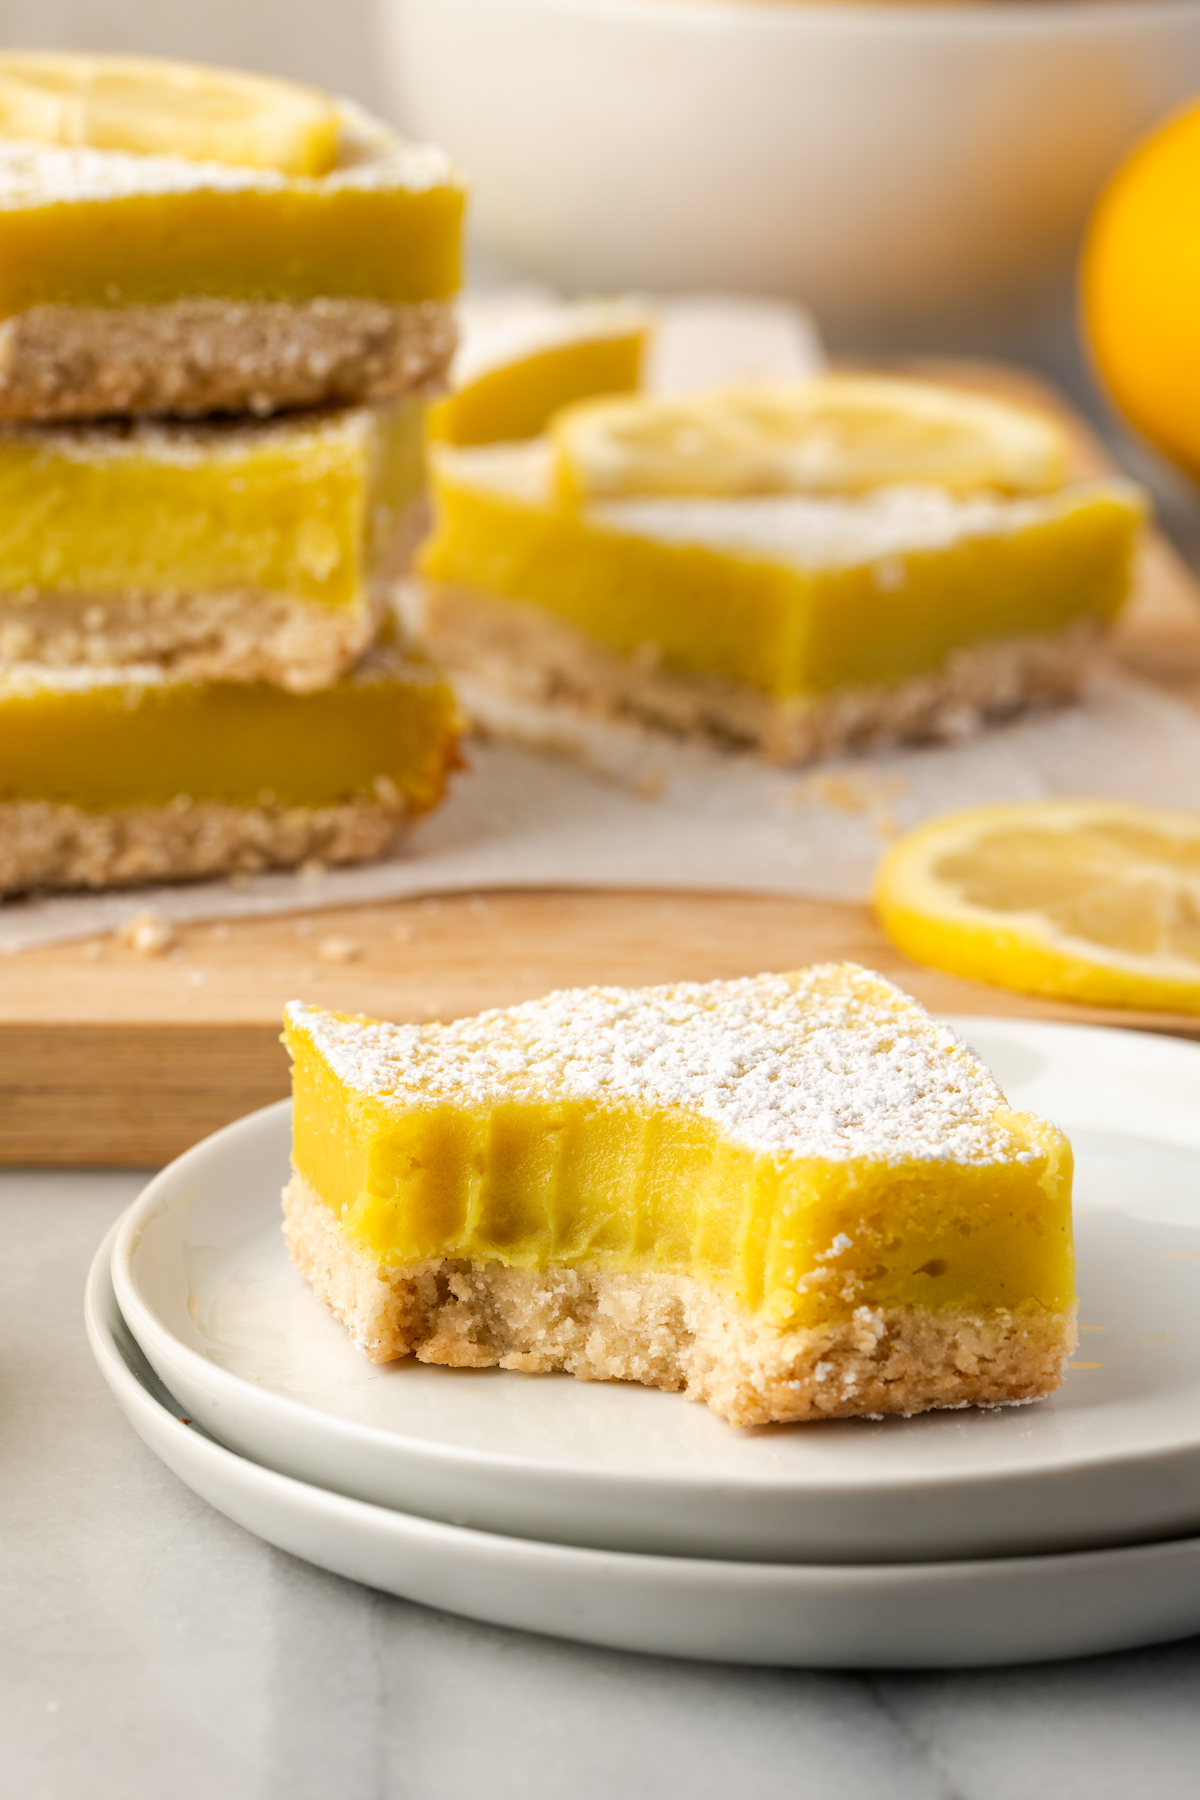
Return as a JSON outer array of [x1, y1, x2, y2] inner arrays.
[[286, 963, 1032, 1165]]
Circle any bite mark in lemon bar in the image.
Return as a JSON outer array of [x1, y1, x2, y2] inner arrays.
[[283, 964, 1075, 1426]]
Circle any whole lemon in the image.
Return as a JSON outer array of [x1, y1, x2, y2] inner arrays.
[[1083, 100, 1200, 480]]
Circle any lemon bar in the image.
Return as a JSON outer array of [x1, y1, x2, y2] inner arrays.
[[413, 441, 1144, 765], [0, 100, 463, 420], [427, 294, 648, 447], [0, 640, 459, 896], [0, 397, 426, 689], [282, 964, 1075, 1426]]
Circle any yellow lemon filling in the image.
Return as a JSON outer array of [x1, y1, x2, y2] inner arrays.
[[0, 644, 458, 814], [0, 102, 462, 317], [0, 397, 428, 689], [285, 964, 1074, 1333], [419, 440, 1143, 703], [0, 397, 424, 613]]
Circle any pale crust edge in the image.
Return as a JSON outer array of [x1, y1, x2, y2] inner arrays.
[[0, 795, 410, 897], [0, 589, 381, 695], [0, 505, 430, 693], [0, 297, 456, 421], [407, 579, 1104, 769], [283, 1170, 1076, 1428]]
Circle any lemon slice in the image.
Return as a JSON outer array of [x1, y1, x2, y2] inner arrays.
[[874, 800, 1200, 1014], [552, 375, 1069, 502], [428, 295, 649, 446], [0, 52, 340, 176]]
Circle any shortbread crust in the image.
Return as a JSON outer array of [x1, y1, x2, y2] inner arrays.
[[0, 295, 455, 421], [0, 793, 407, 896], [0, 585, 381, 694], [283, 1169, 1074, 1427], [409, 578, 1102, 765]]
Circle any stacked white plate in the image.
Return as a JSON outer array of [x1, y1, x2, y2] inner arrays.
[[89, 1017, 1200, 1667]]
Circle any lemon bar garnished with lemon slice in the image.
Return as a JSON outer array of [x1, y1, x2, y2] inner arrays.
[[0, 52, 464, 420], [282, 962, 1076, 1426], [413, 376, 1145, 766], [876, 799, 1200, 1014], [0, 639, 459, 896], [0, 395, 426, 689]]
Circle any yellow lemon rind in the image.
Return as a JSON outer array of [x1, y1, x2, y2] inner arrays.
[[874, 893, 1200, 1015], [874, 801, 1200, 1015]]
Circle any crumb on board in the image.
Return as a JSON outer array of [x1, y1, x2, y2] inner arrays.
[[116, 910, 175, 956], [317, 934, 363, 964], [632, 768, 669, 802], [791, 769, 912, 815]]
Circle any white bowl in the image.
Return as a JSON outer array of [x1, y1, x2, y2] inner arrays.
[[380, 0, 1200, 333]]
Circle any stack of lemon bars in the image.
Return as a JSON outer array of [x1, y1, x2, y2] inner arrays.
[[0, 53, 464, 897]]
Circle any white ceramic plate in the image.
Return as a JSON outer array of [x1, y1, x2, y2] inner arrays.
[[112, 1018, 1200, 1566], [88, 1225, 1200, 1668]]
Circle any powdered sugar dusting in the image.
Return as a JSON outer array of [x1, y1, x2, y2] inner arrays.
[[287, 965, 1031, 1165], [597, 481, 1137, 571], [0, 659, 168, 697], [0, 105, 459, 210], [440, 440, 1138, 574]]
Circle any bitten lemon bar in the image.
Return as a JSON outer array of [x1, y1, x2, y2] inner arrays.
[[0, 396, 425, 689], [283, 964, 1076, 1426], [0, 640, 459, 895], [0, 58, 463, 420]]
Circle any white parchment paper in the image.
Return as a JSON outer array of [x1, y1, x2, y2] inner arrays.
[[5, 668, 1199, 952]]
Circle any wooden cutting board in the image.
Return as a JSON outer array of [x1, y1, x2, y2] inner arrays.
[[4, 360, 1200, 1167]]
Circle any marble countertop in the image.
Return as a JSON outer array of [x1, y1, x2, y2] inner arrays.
[[7, 1169, 1200, 1800]]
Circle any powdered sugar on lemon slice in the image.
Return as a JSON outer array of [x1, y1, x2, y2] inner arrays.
[[0, 51, 340, 176]]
